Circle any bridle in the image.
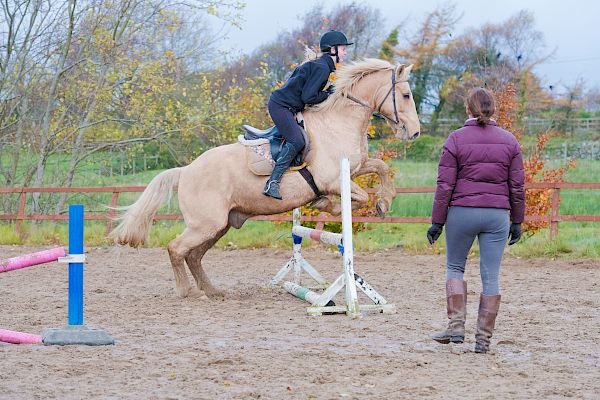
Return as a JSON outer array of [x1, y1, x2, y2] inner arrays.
[[345, 68, 405, 127]]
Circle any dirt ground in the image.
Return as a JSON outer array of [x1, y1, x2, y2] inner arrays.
[[1, 244, 599, 399]]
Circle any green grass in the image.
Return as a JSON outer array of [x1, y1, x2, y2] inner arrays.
[[3, 219, 599, 259], [391, 159, 600, 218]]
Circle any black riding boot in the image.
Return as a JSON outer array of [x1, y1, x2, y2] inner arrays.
[[263, 142, 298, 200]]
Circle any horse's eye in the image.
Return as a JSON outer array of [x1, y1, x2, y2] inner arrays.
[[403, 94, 410, 99]]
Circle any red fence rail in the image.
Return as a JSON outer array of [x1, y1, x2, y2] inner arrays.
[[1, 182, 600, 239]]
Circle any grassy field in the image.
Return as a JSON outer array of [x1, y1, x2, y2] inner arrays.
[[1, 156, 599, 258], [390, 159, 600, 217]]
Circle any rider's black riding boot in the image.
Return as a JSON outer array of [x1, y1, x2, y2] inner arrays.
[[263, 142, 299, 200]]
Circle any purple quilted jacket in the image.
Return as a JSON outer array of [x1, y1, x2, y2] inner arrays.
[[431, 119, 525, 225]]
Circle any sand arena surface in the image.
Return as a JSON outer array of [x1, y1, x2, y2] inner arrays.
[[1, 245, 599, 399]]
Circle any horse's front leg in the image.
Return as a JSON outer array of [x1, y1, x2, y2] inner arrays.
[[348, 181, 369, 209], [309, 195, 341, 215], [308, 181, 369, 215], [353, 158, 396, 218]]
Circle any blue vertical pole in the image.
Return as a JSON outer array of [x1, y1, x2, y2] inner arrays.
[[68, 204, 84, 326]]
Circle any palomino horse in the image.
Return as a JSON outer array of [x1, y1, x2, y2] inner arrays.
[[111, 59, 420, 298]]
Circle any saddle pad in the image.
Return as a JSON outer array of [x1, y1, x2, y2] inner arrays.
[[238, 135, 307, 176]]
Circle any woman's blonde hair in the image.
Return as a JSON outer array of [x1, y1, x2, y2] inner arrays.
[[466, 87, 496, 127]]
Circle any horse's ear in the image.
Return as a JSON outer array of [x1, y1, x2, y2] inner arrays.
[[396, 64, 413, 81]]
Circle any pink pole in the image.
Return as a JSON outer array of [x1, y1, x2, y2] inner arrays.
[[0, 328, 43, 344], [0, 247, 66, 273]]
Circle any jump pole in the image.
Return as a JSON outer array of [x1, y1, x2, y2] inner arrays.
[[1, 249, 64, 344], [42, 204, 114, 346], [0, 329, 42, 344], [340, 157, 361, 319], [282, 158, 396, 317], [0, 247, 66, 273], [268, 208, 329, 289]]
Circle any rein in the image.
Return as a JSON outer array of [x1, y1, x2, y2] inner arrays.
[[345, 68, 404, 126]]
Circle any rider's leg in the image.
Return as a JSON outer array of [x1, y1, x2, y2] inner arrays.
[[263, 142, 298, 199], [264, 100, 305, 200]]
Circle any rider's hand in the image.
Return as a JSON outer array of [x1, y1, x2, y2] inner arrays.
[[427, 223, 444, 245], [508, 223, 522, 245], [325, 85, 335, 94]]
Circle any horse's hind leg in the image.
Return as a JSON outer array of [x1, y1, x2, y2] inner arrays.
[[185, 225, 230, 299], [167, 222, 227, 298]]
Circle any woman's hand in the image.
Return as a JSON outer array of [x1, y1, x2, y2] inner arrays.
[[508, 223, 522, 245], [427, 223, 444, 244]]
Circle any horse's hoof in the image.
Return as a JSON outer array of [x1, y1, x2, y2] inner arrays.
[[310, 197, 330, 210], [189, 288, 208, 299], [206, 289, 226, 300], [175, 287, 191, 298], [376, 200, 388, 218]]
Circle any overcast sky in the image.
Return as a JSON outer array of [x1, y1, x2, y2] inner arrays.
[[213, 0, 600, 91]]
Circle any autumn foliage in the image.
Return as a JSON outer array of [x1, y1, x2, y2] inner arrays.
[[495, 83, 576, 234]]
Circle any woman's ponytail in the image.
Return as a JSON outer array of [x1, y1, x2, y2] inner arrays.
[[466, 88, 496, 128]]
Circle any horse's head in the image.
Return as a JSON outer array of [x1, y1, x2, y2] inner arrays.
[[312, 59, 420, 141], [375, 64, 420, 141]]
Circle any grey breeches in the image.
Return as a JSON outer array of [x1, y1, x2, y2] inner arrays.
[[445, 206, 509, 295]]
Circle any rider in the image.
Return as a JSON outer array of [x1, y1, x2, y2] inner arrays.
[[263, 30, 353, 200]]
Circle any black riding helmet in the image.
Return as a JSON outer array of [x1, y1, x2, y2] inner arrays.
[[319, 30, 353, 63]]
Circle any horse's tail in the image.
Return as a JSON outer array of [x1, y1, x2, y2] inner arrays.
[[109, 167, 181, 248]]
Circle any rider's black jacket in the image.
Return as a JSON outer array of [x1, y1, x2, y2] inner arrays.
[[269, 54, 335, 113]]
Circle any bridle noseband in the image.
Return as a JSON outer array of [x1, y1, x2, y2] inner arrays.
[[345, 68, 405, 127]]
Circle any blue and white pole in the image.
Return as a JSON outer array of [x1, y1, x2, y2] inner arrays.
[[42, 204, 114, 345], [68, 204, 84, 325]]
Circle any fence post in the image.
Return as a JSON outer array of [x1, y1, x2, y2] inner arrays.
[[550, 187, 560, 239], [105, 191, 120, 236], [120, 152, 124, 176], [16, 190, 26, 240]]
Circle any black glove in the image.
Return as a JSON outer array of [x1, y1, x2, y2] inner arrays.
[[427, 223, 444, 245], [325, 85, 335, 94], [508, 223, 522, 245]]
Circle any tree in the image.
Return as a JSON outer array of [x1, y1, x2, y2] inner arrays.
[[388, 3, 460, 116], [0, 0, 245, 214], [242, 2, 383, 85], [379, 28, 398, 62], [496, 83, 575, 235], [550, 78, 586, 134], [582, 86, 600, 113], [421, 9, 549, 130]]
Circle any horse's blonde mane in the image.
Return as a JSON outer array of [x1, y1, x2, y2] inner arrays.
[[310, 58, 395, 113]]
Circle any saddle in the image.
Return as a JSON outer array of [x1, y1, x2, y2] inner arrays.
[[238, 113, 311, 176]]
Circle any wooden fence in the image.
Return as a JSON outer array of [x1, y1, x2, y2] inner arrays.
[[428, 117, 600, 135], [1, 182, 600, 240], [523, 117, 600, 132]]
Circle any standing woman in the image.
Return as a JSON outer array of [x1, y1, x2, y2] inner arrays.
[[427, 87, 525, 353]]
